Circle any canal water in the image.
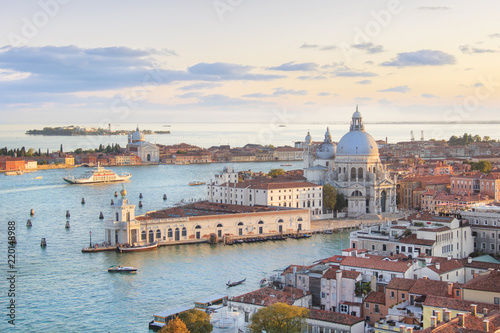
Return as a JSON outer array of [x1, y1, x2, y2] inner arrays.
[[0, 161, 348, 332]]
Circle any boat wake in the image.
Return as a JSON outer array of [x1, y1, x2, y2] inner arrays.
[[0, 184, 67, 195]]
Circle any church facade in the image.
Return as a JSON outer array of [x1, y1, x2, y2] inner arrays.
[[304, 107, 397, 217], [126, 127, 160, 163]]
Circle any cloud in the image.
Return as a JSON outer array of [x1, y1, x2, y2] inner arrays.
[[268, 62, 318, 71], [378, 99, 392, 105], [459, 45, 497, 54], [355, 97, 372, 101], [177, 83, 222, 91], [356, 80, 372, 85], [421, 93, 438, 98], [299, 43, 336, 51], [418, 6, 451, 10], [352, 43, 384, 54], [378, 85, 411, 93], [273, 88, 308, 96], [0, 45, 285, 103], [333, 69, 377, 77], [317, 92, 330, 96], [489, 33, 500, 38], [242, 92, 272, 98], [381, 50, 456, 66], [297, 75, 327, 80], [300, 43, 319, 49]]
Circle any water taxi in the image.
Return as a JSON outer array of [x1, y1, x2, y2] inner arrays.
[[108, 265, 138, 273], [280, 163, 292, 166], [118, 241, 158, 253], [63, 164, 131, 184], [189, 181, 206, 186], [5, 170, 24, 176]]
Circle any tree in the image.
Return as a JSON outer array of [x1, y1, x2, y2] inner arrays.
[[355, 281, 372, 297], [248, 302, 309, 333], [158, 317, 190, 333], [268, 168, 285, 178], [178, 309, 213, 333], [335, 192, 347, 212], [323, 184, 337, 213]]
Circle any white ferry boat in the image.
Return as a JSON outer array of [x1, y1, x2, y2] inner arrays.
[[63, 165, 131, 184]]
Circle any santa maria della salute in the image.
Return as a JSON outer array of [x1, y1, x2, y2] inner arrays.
[[303, 107, 398, 217]]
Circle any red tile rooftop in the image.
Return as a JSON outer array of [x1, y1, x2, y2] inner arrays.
[[409, 279, 462, 298], [462, 270, 500, 293], [322, 268, 361, 280], [340, 255, 413, 273], [308, 309, 364, 326], [136, 201, 297, 220], [423, 295, 499, 315], [215, 180, 320, 190], [365, 291, 386, 305], [232, 286, 310, 306], [399, 234, 436, 246]]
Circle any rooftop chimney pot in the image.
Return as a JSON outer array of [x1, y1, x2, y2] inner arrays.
[[458, 313, 465, 327]]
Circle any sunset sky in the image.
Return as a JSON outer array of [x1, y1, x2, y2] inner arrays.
[[0, 0, 499, 125]]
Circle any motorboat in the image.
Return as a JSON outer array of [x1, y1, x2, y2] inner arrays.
[[189, 181, 206, 186], [118, 242, 158, 253], [63, 164, 131, 184], [259, 278, 269, 287], [108, 265, 138, 273]]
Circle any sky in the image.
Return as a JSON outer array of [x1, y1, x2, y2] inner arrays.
[[0, 0, 499, 126]]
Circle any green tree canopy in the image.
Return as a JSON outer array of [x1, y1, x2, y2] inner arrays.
[[323, 184, 337, 213], [268, 168, 285, 178], [178, 309, 213, 333], [159, 317, 190, 333], [248, 302, 309, 333], [466, 160, 492, 174], [335, 192, 347, 212]]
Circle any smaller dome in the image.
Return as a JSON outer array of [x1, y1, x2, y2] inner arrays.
[[316, 142, 336, 159], [305, 131, 312, 144], [131, 126, 145, 142]]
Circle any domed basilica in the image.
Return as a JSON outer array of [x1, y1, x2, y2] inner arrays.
[[304, 107, 397, 217], [126, 127, 160, 163]]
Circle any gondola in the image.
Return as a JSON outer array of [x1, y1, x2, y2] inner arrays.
[[226, 278, 246, 287]]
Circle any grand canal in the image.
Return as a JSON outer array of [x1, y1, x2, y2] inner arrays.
[[0, 161, 348, 332]]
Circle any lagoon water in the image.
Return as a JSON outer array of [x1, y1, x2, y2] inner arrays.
[[0, 161, 351, 332]]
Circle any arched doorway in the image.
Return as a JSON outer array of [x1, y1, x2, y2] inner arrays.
[[297, 217, 303, 231], [147, 153, 151, 162], [278, 219, 283, 234], [237, 222, 244, 236], [381, 190, 387, 213], [148, 230, 154, 243], [216, 223, 223, 238], [258, 221, 264, 234], [174, 228, 180, 241], [195, 225, 202, 239]]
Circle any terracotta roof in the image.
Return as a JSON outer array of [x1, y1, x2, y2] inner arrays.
[[218, 180, 321, 190], [400, 234, 436, 246], [418, 310, 500, 333], [409, 279, 462, 297], [462, 270, 500, 293], [423, 295, 499, 315], [427, 258, 465, 274], [232, 286, 310, 306], [418, 227, 451, 232], [386, 278, 417, 291], [340, 256, 413, 273], [308, 309, 364, 326], [364, 291, 386, 305], [281, 264, 313, 276], [322, 268, 361, 280]]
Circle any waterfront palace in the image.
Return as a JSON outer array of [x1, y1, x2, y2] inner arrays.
[[104, 188, 310, 246], [303, 107, 398, 217]]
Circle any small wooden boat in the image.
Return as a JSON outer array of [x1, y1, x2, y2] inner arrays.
[[118, 242, 158, 253], [108, 265, 137, 273], [259, 278, 269, 287], [227, 278, 246, 287]]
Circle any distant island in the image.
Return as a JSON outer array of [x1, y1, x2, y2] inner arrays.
[[26, 126, 170, 136]]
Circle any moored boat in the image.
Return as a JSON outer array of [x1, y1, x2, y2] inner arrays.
[[259, 278, 269, 287], [226, 278, 246, 287], [118, 241, 158, 253], [63, 164, 131, 184], [108, 265, 138, 273]]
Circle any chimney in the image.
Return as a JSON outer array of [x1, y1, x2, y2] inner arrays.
[[433, 310, 441, 323], [406, 327, 413, 333], [458, 313, 465, 327], [399, 325, 405, 333], [471, 304, 477, 316], [261, 300, 265, 305], [423, 276, 428, 280], [252, 298, 255, 304], [430, 316, 437, 328], [467, 257, 472, 264], [443, 309, 451, 322], [483, 320, 490, 332], [447, 282, 453, 297], [436, 262, 441, 270]]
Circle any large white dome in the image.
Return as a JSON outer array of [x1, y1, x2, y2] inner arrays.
[[336, 107, 379, 156], [131, 127, 145, 142], [336, 131, 379, 156]]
